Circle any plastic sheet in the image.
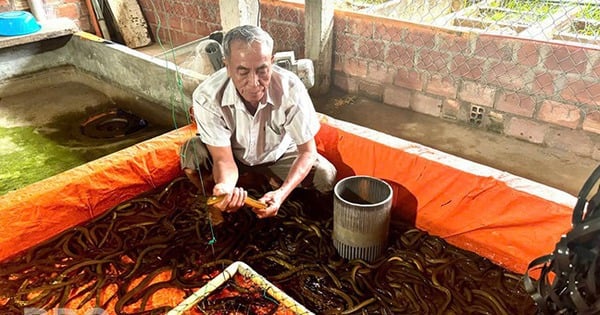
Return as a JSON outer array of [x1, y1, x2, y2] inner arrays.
[[0, 115, 576, 275]]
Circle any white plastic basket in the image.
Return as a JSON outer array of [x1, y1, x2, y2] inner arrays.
[[168, 261, 314, 315]]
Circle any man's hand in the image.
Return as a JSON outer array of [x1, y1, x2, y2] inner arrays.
[[255, 189, 285, 218], [212, 183, 247, 213]]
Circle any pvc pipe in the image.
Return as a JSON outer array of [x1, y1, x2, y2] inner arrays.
[[27, 0, 46, 21], [84, 0, 103, 37]]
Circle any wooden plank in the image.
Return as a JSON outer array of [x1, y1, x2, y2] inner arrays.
[[104, 0, 151, 48]]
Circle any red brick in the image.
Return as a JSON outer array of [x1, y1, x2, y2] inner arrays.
[[386, 43, 414, 68], [170, 30, 186, 46], [374, 23, 403, 42], [417, 49, 450, 74], [437, 32, 470, 54], [156, 28, 170, 44], [505, 117, 547, 144], [561, 78, 600, 107], [393, 68, 423, 90], [458, 81, 495, 107], [544, 45, 588, 74], [412, 93, 442, 117], [537, 100, 581, 129], [260, 2, 278, 22], [358, 80, 383, 101], [474, 35, 513, 61], [145, 11, 157, 25], [517, 41, 540, 67], [583, 110, 600, 134], [495, 91, 536, 118], [167, 15, 182, 30], [442, 99, 460, 119], [195, 20, 212, 36], [426, 74, 457, 98], [333, 15, 347, 34], [56, 3, 79, 19], [184, 2, 201, 19], [78, 17, 92, 33], [347, 19, 373, 38], [207, 22, 221, 34], [180, 18, 195, 34], [201, 3, 220, 23], [451, 55, 484, 81], [335, 33, 356, 55], [333, 72, 358, 93], [590, 51, 600, 79], [137, 0, 152, 9], [278, 5, 303, 25], [268, 23, 304, 54], [404, 28, 435, 49], [164, 1, 186, 16], [367, 62, 395, 85], [343, 56, 368, 78], [532, 72, 555, 96], [383, 86, 411, 109], [486, 61, 532, 91], [357, 38, 385, 61]]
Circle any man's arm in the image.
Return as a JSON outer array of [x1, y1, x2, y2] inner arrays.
[[255, 138, 317, 218], [279, 139, 317, 197], [206, 144, 246, 211]]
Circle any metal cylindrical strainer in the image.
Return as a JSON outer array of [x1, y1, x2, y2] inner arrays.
[[332, 175, 393, 262]]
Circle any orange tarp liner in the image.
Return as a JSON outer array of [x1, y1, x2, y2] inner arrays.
[[0, 116, 575, 275]]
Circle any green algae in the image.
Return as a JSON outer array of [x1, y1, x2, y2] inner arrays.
[[1, 108, 174, 195], [0, 126, 87, 195]]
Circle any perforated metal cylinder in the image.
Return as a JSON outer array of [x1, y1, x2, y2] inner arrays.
[[332, 176, 393, 262]]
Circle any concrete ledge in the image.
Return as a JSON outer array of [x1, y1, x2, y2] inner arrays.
[[0, 18, 78, 49]]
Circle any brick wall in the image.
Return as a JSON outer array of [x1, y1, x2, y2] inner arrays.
[[138, 0, 221, 45], [3, 0, 598, 160], [139, 0, 600, 160], [329, 11, 600, 160]]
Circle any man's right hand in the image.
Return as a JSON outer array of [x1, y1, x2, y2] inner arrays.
[[212, 183, 247, 213]]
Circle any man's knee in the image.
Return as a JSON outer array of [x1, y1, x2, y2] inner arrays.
[[313, 159, 337, 193], [180, 137, 210, 171]]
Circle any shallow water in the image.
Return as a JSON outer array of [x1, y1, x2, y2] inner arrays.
[[0, 72, 176, 195]]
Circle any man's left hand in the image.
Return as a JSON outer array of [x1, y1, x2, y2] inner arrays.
[[255, 189, 285, 218]]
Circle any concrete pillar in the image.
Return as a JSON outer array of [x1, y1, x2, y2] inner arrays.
[[219, 0, 260, 32], [304, 0, 334, 95]]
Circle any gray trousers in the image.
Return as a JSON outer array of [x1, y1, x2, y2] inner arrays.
[[180, 137, 337, 193]]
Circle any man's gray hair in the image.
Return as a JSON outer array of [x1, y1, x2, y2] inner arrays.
[[222, 25, 274, 59]]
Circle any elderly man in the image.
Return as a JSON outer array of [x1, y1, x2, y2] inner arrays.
[[180, 25, 337, 218]]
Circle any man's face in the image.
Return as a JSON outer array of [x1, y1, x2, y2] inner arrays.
[[225, 40, 273, 106]]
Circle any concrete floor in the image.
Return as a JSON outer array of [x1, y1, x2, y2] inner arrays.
[[137, 44, 598, 197], [312, 90, 598, 197]]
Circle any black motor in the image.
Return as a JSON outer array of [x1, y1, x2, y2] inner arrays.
[[525, 165, 600, 314]]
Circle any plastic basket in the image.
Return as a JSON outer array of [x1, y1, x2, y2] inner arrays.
[[168, 261, 314, 315]]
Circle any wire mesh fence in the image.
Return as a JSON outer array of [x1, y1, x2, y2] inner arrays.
[[141, 0, 600, 157]]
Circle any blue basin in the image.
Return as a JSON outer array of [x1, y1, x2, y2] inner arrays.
[[0, 11, 41, 36]]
